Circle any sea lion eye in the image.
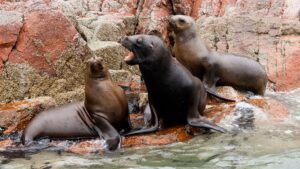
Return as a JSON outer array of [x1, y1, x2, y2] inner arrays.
[[149, 42, 154, 48]]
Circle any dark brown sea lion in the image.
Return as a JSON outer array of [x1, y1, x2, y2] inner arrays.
[[21, 57, 131, 151], [169, 15, 268, 95], [121, 34, 226, 135]]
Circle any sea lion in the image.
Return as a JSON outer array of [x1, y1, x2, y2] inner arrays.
[[169, 15, 268, 95], [121, 34, 226, 135], [21, 57, 131, 151]]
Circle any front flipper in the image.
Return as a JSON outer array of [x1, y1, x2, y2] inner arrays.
[[188, 85, 227, 133], [123, 103, 159, 136], [187, 116, 227, 133], [93, 117, 121, 151], [206, 87, 236, 102], [203, 66, 235, 102]]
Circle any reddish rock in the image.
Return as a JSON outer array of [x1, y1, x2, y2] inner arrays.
[[136, 0, 173, 41], [128, 113, 144, 128], [207, 97, 290, 128], [117, 81, 147, 94], [101, 0, 139, 15], [0, 11, 23, 71], [204, 103, 236, 124], [197, 14, 300, 91], [283, 0, 300, 19], [171, 0, 194, 16], [66, 139, 105, 155], [0, 139, 14, 149], [8, 10, 78, 75], [187, 0, 300, 92], [267, 36, 300, 91], [248, 98, 290, 122], [0, 0, 51, 13], [123, 126, 199, 148], [0, 97, 56, 135], [129, 82, 147, 92], [0, 93, 291, 154], [190, 0, 288, 19]]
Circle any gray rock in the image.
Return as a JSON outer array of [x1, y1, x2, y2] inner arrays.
[[88, 41, 126, 70], [76, 14, 136, 42], [0, 11, 23, 25], [109, 69, 132, 83]]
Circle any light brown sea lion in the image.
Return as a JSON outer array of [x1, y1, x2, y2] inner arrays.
[[121, 34, 226, 135], [21, 57, 131, 151], [169, 15, 268, 95]]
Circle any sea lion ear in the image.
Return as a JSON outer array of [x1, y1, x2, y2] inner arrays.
[[150, 42, 154, 48]]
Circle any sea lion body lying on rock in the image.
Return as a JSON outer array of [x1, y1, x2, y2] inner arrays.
[[21, 57, 131, 151], [169, 15, 268, 95], [121, 34, 226, 135]]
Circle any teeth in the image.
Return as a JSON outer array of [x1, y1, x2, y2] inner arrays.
[[124, 52, 134, 61]]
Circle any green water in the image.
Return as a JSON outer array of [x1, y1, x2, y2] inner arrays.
[[1, 89, 300, 169]]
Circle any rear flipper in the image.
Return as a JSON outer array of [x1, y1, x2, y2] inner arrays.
[[123, 103, 159, 136], [93, 117, 121, 151], [21, 127, 39, 146], [206, 87, 236, 102], [187, 116, 227, 133]]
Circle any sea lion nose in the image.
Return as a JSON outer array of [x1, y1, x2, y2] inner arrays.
[[168, 15, 174, 22], [99, 57, 103, 62], [118, 36, 128, 43]]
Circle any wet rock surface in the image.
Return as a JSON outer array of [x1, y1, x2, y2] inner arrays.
[[0, 86, 291, 155], [0, 97, 56, 135]]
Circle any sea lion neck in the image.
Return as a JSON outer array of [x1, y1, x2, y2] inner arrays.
[[139, 51, 172, 79], [175, 27, 197, 43]]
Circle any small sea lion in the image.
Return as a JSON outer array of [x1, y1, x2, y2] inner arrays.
[[21, 57, 131, 151], [169, 15, 268, 95]]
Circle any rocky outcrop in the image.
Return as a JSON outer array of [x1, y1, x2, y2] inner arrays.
[[0, 8, 93, 104], [0, 1, 140, 104], [189, 0, 300, 91], [0, 0, 299, 103], [135, 0, 172, 41], [8, 10, 80, 75], [0, 11, 23, 70], [0, 86, 290, 153], [196, 14, 300, 91], [0, 96, 55, 135]]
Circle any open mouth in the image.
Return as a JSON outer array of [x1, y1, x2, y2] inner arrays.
[[121, 38, 137, 64], [124, 51, 134, 62]]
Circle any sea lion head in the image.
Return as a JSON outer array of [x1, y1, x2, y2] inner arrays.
[[121, 35, 168, 65], [86, 57, 108, 78], [169, 15, 196, 33]]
